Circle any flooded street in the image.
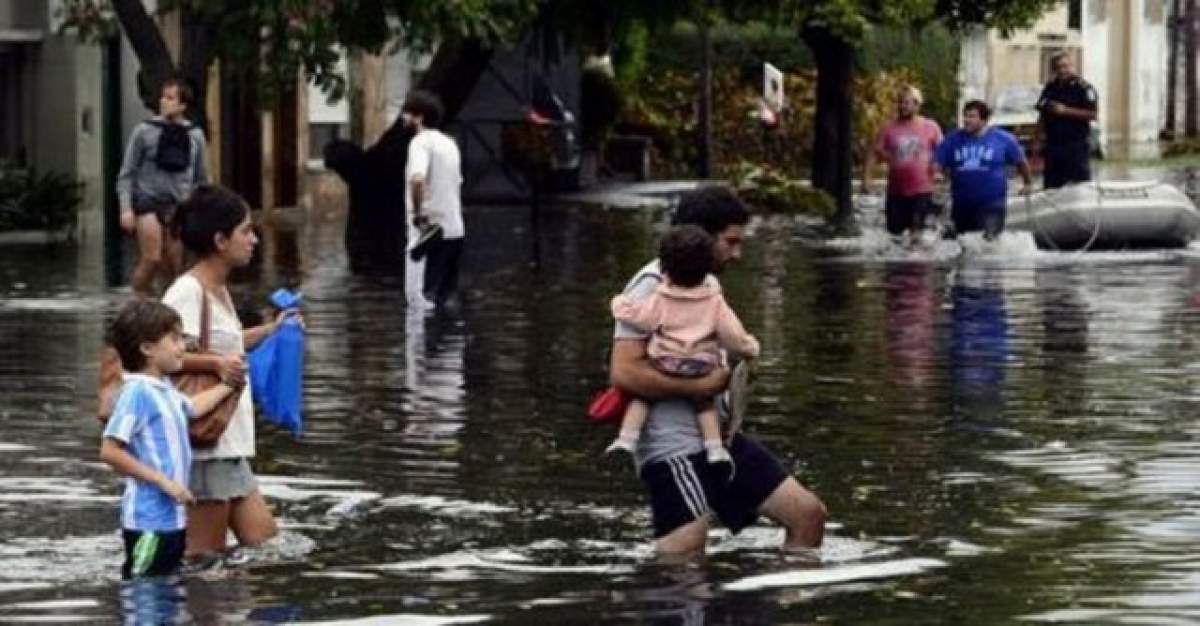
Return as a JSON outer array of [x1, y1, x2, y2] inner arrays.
[[4, 197, 1200, 624]]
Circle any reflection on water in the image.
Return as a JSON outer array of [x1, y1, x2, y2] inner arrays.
[[884, 263, 936, 405], [7, 203, 1200, 622], [949, 267, 1009, 411]]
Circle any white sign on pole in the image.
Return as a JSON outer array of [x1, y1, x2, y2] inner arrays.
[[763, 62, 784, 113]]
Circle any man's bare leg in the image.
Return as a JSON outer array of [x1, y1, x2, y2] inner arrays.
[[758, 477, 827, 549], [130, 213, 164, 295], [656, 516, 710, 560]]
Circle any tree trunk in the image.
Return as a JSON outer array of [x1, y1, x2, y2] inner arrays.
[[112, 0, 174, 112], [1187, 0, 1198, 138], [1166, 0, 1181, 138], [804, 27, 856, 234], [112, 0, 212, 132], [325, 38, 494, 274], [177, 3, 213, 131]]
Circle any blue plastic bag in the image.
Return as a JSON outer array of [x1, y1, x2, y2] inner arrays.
[[248, 290, 305, 436]]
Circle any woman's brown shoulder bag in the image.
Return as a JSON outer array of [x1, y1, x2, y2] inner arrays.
[[173, 288, 240, 448]]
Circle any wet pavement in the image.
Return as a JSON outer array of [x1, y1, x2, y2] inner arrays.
[[3, 192, 1200, 623]]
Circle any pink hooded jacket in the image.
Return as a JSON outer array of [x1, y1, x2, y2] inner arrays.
[[611, 275, 760, 366]]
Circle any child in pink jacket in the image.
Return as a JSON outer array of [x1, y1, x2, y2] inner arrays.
[[608, 225, 760, 465]]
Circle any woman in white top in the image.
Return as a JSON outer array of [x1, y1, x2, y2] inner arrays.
[[163, 184, 287, 559]]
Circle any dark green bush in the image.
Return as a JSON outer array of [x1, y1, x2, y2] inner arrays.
[[629, 20, 960, 129], [581, 65, 624, 150], [0, 163, 83, 233]]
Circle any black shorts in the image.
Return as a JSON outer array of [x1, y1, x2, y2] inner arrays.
[[132, 200, 178, 226], [639, 434, 789, 538], [884, 194, 933, 235], [121, 528, 186, 579], [1042, 141, 1091, 189], [951, 204, 1006, 239]]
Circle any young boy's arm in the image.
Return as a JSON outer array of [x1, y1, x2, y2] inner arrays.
[[179, 353, 245, 388], [187, 381, 238, 417], [99, 438, 194, 505]]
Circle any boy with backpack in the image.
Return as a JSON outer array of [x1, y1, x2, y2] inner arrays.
[[100, 298, 238, 578], [116, 77, 208, 295]]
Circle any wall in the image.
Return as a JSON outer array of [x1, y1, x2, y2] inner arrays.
[[1133, 0, 1167, 149], [1086, 0, 1167, 155], [987, 4, 1082, 97], [957, 4, 1083, 123], [0, 0, 45, 30], [1082, 0, 1109, 146]]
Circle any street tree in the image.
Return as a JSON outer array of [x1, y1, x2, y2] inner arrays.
[[730, 0, 1059, 232], [60, 0, 535, 125], [61, 0, 537, 271]]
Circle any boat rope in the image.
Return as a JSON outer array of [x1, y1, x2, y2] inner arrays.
[[1024, 180, 1103, 254]]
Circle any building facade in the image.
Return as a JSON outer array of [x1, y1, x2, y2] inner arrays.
[[959, 0, 1168, 157], [0, 0, 106, 240]]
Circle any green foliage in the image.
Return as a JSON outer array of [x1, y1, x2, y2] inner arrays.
[[613, 21, 651, 88], [858, 24, 959, 127], [0, 164, 84, 233], [934, 0, 1063, 34], [56, 0, 119, 40], [730, 0, 1057, 41], [618, 53, 925, 180], [637, 20, 957, 127], [62, 0, 540, 105], [1163, 140, 1200, 158], [731, 161, 836, 218], [580, 65, 624, 149]]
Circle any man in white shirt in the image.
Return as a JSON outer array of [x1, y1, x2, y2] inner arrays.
[[403, 90, 465, 310]]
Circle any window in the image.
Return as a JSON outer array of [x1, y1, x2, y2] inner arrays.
[[308, 122, 348, 161], [1068, 0, 1082, 30]]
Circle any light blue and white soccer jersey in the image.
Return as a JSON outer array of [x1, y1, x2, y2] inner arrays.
[[102, 373, 194, 531]]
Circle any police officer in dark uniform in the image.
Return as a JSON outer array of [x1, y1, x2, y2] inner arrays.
[[1036, 51, 1099, 189]]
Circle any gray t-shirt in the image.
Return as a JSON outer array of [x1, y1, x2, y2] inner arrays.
[[614, 259, 715, 468], [115, 117, 208, 211]]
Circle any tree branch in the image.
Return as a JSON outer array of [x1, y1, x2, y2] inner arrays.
[[111, 0, 176, 111]]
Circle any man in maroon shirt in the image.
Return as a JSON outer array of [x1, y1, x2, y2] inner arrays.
[[863, 86, 944, 243]]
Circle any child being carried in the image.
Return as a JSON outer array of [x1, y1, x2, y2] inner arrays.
[[607, 224, 761, 465]]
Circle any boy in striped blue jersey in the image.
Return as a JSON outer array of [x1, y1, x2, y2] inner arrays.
[[100, 299, 237, 579]]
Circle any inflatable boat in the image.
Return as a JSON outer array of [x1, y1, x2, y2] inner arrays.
[[1004, 182, 1200, 250]]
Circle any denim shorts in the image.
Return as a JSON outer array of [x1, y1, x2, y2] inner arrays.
[[190, 457, 258, 502]]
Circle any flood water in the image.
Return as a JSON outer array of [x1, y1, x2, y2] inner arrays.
[[4, 192, 1200, 624]]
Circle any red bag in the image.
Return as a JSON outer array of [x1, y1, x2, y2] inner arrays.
[[587, 386, 631, 424]]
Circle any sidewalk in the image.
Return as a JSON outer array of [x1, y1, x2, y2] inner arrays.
[[555, 180, 726, 210]]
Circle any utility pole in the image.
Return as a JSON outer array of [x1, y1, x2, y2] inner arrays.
[[1187, 0, 1198, 138], [1166, 0, 1181, 138], [698, 19, 713, 178]]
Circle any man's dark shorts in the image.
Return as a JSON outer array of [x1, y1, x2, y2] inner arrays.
[[639, 434, 789, 538], [885, 193, 933, 236], [951, 203, 1006, 240], [1042, 141, 1091, 189], [132, 199, 178, 227], [121, 528, 186, 580]]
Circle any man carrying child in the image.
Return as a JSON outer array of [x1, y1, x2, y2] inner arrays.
[[609, 187, 826, 556]]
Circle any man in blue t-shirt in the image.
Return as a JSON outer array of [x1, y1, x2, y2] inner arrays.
[[936, 100, 1033, 240]]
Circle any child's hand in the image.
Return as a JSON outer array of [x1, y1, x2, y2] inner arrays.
[[216, 354, 246, 388], [158, 478, 195, 505], [273, 308, 305, 331]]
